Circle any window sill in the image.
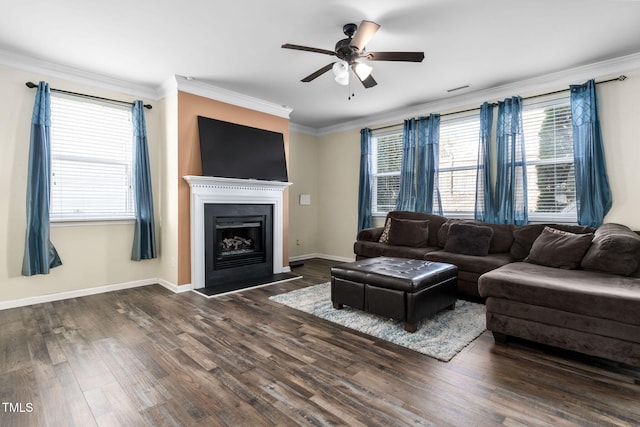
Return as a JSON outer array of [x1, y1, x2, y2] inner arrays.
[[51, 218, 135, 227]]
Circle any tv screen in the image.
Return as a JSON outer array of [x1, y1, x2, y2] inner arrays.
[[197, 116, 288, 182]]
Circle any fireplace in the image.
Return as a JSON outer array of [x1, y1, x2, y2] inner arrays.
[[204, 203, 273, 287], [184, 175, 292, 291], [215, 216, 264, 268]]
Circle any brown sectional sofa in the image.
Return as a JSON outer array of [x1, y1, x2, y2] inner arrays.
[[355, 210, 521, 298], [354, 211, 640, 366]]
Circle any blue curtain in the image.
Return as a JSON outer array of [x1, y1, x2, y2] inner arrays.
[[22, 81, 62, 276], [415, 114, 442, 215], [357, 128, 373, 232], [131, 101, 157, 260], [495, 96, 528, 225], [570, 80, 612, 227], [395, 119, 417, 211], [475, 102, 494, 222]]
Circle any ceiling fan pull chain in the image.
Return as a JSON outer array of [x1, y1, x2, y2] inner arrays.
[[348, 76, 355, 100]]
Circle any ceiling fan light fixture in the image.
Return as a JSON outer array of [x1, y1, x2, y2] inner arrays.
[[353, 62, 373, 80], [335, 73, 349, 85], [332, 60, 349, 77]]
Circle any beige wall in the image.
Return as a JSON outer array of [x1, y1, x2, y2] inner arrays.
[[316, 129, 361, 260], [176, 91, 290, 286], [0, 65, 161, 303], [288, 128, 361, 261], [288, 131, 320, 258], [597, 71, 640, 230]]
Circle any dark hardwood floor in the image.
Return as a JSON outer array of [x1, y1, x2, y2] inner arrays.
[[1, 258, 639, 426]]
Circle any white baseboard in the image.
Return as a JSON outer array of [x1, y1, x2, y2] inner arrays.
[[157, 278, 193, 293], [0, 278, 159, 311], [289, 253, 355, 263], [0, 256, 346, 310]]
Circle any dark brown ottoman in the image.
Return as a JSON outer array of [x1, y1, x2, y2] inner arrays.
[[330, 257, 458, 332]]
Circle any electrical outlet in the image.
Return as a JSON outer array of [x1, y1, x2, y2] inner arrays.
[[296, 239, 301, 246]]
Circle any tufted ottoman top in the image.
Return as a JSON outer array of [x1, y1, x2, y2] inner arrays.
[[331, 257, 457, 293]]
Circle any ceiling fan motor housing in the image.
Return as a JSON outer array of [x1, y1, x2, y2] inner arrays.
[[335, 38, 359, 62], [334, 23, 360, 63], [342, 23, 357, 37]]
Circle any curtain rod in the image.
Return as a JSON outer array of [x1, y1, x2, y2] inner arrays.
[[25, 81, 152, 110], [371, 75, 627, 132]]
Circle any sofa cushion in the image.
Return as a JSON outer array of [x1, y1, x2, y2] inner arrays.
[[581, 223, 640, 276], [482, 222, 515, 253], [437, 219, 461, 248], [357, 226, 384, 243], [486, 298, 640, 344], [438, 219, 514, 254], [443, 223, 493, 256], [510, 223, 595, 261], [525, 226, 594, 269], [386, 218, 430, 247], [386, 211, 447, 247], [478, 262, 640, 326], [425, 251, 513, 275], [353, 241, 438, 259]]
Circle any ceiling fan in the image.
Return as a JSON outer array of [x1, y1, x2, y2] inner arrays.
[[282, 20, 424, 89]]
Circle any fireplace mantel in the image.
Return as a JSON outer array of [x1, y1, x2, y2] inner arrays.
[[184, 175, 292, 289]]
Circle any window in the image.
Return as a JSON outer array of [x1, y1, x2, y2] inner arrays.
[[371, 130, 403, 215], [50, 93, 134, 221], [369, 98, 576, 223], [438, 115, 480, 216], [522, 98, 575, 222]]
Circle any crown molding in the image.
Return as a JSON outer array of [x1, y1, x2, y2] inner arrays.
[[0, 49, 294, 119], [310, 51, 640, 136], [289, 122, 319, 136], [171, 76, 293, 119], [0, 48, 160, 101]]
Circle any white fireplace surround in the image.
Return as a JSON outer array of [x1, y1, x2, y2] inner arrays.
[[184, 175, 293, 289]]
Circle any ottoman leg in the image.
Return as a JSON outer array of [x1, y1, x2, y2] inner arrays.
[[332, 302, 343, 310], [403, 322, 417, 333], [447, 301, 456, 310]]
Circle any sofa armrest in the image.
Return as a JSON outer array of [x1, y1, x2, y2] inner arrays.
[[357, 227, 384, 242]]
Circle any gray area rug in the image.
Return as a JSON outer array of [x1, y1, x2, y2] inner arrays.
[[269, 282, 486, 362]]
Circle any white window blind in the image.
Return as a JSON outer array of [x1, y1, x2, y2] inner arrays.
[[371, 130, 403, 214], [50, 93, 134, 221], [522, 98, 575, 221], [438, 115, 480, 215]]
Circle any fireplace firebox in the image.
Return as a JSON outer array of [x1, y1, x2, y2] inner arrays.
[[215, 215, 265, 269], [204, 204, 273, 288]]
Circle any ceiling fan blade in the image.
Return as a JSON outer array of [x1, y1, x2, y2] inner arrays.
[[301, 63, 335, 82], [350, 20, 380, 51], [353, 69, 377, 89], [282, 43, 336, 56], [366, 51, 425, 62]]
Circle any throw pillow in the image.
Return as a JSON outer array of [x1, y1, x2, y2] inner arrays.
[[510, 224, 596, 261], [437, 219, 460, 248], [581, 223, 640, 276], [443, 223, 493, 256], [378, 217, 392, 244], [525, 226, 594, 270], [386, 218, 430, 247], [510, 224, 548, 261]]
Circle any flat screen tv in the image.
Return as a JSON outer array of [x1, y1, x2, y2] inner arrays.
[[197, 115, 288, 182]]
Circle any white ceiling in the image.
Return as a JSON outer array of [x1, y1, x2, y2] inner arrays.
[[2, 0, 640, 130]]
